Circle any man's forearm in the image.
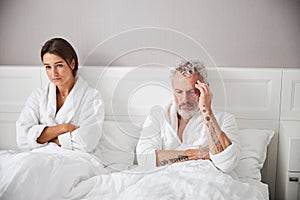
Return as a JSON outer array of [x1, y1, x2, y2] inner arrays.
[[156, 150, 188, 166], [202, 111, 232, 155], [155, 148, 210, 166]]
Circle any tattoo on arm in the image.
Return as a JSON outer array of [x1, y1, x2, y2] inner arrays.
[[160, 160, 169, 166], [160, 155, 189, 166], [169, 155, 189, 163], [202, 105, 231, 154], [206, 119, 225, 152]]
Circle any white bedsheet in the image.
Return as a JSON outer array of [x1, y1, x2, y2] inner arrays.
[[0, 146, 109, 200], [239, 178, 269, 200], [0, 149, 267, 200]]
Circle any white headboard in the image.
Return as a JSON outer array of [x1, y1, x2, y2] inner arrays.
[[0, 65, 287, 199]]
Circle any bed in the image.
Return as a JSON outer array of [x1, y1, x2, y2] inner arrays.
[[0, 65, 283, 199]]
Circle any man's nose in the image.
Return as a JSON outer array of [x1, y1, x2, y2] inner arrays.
[[181, 92, 189, 102]]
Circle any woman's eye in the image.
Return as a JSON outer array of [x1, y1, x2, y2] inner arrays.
[[57, 64, 63, 67], [45, 66, 51, 69]]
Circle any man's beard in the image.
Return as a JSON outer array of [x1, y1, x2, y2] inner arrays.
[[176, 102, 198, 120]]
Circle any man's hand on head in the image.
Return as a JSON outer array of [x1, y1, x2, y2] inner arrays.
[[195, 80, 213, 114]]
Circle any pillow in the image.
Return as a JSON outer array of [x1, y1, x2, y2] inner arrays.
[[234, 129, 275, 181], [99, 120, 141, 171]]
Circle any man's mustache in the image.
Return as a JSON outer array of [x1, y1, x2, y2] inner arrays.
[[179, 102, 197, 107]]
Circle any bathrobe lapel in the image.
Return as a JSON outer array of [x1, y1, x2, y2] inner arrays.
[[164, 101, 205, 146], [44, 76, 88, 126]]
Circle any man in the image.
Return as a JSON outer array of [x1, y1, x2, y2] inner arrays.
[[136, 60, 241, 173]]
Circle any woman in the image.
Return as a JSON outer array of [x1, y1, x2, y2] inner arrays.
[[16, 38, 104, 157], [0, 38, 106, 199]]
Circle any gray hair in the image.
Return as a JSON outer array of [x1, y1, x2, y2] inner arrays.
[[170, 60, 208, 84]]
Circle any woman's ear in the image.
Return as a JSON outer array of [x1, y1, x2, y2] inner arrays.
[[70, 59, 75, 69]]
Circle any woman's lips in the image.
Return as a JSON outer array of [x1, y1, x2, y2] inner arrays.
[[53, 77, 61, 81]]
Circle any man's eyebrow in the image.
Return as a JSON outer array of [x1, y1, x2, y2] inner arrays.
[[174, 88, 197, 92]]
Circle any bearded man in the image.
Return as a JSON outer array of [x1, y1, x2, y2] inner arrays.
[[136, 60, 241, 173]]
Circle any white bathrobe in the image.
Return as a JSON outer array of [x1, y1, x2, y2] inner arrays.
[[16, 75, 104, 158], [136, 101, 241, 173]]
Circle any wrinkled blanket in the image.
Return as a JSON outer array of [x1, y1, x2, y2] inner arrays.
[[0, 150, 267, 200]]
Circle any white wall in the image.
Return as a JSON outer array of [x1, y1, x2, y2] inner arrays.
[[0, 0, 300, 67]]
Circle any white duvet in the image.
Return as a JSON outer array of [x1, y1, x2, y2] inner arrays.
[[0, 149, 267, 200]]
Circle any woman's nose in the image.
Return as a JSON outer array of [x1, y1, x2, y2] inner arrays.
[[52, 67, 58, 75]]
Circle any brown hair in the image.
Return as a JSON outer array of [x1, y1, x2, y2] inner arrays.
[[41, 38, 78, 76]]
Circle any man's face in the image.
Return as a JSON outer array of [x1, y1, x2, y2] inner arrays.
[[172, 71, 201, 119]]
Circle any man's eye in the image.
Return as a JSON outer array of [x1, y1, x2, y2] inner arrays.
[[57, 64, 63, 67], [45, 66, 51, 69], [186, 90, 196, 95]]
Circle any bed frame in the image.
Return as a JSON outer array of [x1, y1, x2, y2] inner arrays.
[[0, 65, 298, 200]]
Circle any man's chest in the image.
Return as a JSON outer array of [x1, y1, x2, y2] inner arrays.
[[161, 121, 208, 149]]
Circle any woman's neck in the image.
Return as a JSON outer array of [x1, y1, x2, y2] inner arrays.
[[56, 77, 75, 99]]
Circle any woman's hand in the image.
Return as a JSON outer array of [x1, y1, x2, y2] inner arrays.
[[37, 123, 79, 144], [60, 123, 79, 133], [50, 137, 61, 147]]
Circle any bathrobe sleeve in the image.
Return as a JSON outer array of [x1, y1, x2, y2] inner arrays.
[[58, 88, 105, 153], [16, 89, 47, 150], [136, 106, 165, 169], [209, 112, 241, 173]]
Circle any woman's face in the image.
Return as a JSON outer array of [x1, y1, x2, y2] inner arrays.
[[42, 53, 75, 87]]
